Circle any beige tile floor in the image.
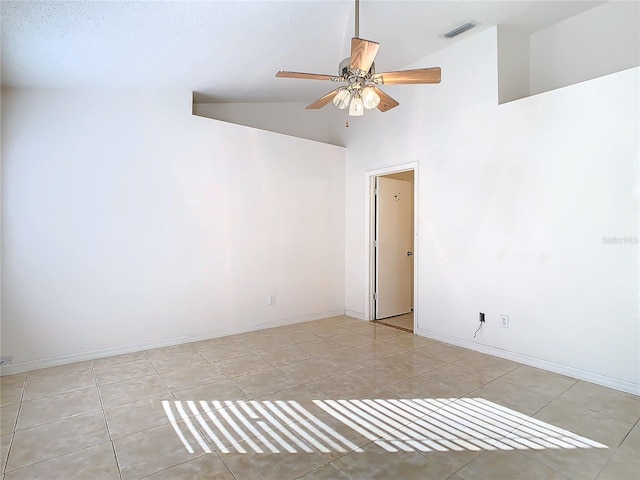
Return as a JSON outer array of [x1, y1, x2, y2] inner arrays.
[[1, 315, 638, 479]]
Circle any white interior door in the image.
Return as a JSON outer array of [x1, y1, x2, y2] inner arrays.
[[375, 176, 413, 319]]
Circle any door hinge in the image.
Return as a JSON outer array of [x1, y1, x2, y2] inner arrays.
[[373, 292, 378, 300], [373, 240, 378, 248], [374, 188, 379, 196]]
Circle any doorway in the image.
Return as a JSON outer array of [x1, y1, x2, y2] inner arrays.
[[366, 165, 417, 333]]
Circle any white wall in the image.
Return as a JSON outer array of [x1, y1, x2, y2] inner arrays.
[[1, 88, 346, 372], [497, 26, 530, 104], [345, 27, 639, 393], [194, 102, 349, 147], [530, 0, 640, 95]]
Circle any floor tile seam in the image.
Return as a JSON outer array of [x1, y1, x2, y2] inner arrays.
[[2, 401, 21, 434], [340, 359, 379, 373], [1, 431, 15, 476], [20, 381, 99, 404], [519, 446, 590, 479], [145, 357, 177, 400], [193, 363, 247, 382], [19, 382, 101, 405], [14, 403, 105, 433], [561, 380, 640, 400], [448, 445, 487, 478], [275, 365, 341, 384], [109, 439, 124, 480], [459, 372, 557, 432], [454, 449, 563, 479], [606, 415, 638, 450], [238, 347, 284, 367], [254, 351, 315, 368], [592, 446, 627, 480], [93, 355, 154, 369], [462, 365, 524, 395], [292, 461, 343, 480], [4, 438, 114, 475], [299, 342, 353, 357], [15, 376, 27, 407], [216, 458, 241, 480], [240, 342, 293, 354], [95, 369, 163, 387], [25, 367, 95, 384], [550, 397, 639, 427], [103, 392, 178, 439], [109, 437, 133, 480], [210, 373, 256, 402], [238, 380, 309, 401], [518, 439, 617, 480], [157, 358, 229, 386], [190, 338, 238, 352], [188, 413, 218, 454], [353, 371, 423, 393], [497, 375, 576, 398], [10, 408, 109, 438], [465, 368, 558, 406], [327, 460, 355, 480], [378, 341, 427, 354], [98, 355, 176, 414], [449, 360, 522, 379], [147, 355, 210, 375], [97, 372, 168, 397], [202, 350, 258, 364], [372, 356, 425, 376], [135, 451, 232, 480]]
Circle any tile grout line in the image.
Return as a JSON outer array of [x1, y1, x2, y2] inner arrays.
[[90, 358, 124, 480], [593, 416, 640, 480], [2, 372, 27, 476]]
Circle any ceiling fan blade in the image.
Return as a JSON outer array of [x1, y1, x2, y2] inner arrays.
[[350, 38, 380, 73], [373, 87, 399, 112], [306, 89, 340, 109], [276, 71, 342, 81], [372, 67, 441, 85]]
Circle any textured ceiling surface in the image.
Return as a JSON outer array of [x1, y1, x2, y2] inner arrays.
[[1, 1, 604, 103]]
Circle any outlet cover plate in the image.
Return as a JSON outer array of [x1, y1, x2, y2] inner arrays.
[[0, 356, 13, 365], [499, 314, 509, 328]]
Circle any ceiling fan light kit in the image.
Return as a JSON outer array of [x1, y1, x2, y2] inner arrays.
[[275, 0, 441, 125]]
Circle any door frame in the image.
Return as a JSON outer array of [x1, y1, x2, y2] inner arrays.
[[364, 162, 419, 333]]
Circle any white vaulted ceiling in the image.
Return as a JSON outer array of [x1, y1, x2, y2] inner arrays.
[[1, 1, 605, 104]]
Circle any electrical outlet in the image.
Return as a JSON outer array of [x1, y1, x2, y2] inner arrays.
[[479, 312, 485, 323], [0, 356, 13, 365], [499, 314, 509, 328], [267, 295, 276, 306]]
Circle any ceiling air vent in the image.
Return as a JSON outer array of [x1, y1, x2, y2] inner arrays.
[[442, 22, 477, 39]]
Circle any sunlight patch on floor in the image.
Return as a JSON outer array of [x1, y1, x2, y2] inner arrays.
[[162, 398, 607, 454]]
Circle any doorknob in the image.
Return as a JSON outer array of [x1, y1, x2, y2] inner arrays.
[[407, 251, 413, 256]]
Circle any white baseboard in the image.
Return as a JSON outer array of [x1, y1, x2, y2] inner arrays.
[[0, 310, 346, 376], [417, 327, 639, 396], [345, 310, 366, 320]]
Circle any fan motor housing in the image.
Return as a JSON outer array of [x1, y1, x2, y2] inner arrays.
[[339, 57, 375, 77]]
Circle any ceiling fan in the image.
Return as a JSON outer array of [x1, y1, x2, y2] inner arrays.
[[275, 0, 441, 124]]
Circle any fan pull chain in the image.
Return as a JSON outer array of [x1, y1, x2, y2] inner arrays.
[[355, 0, 360, 38]]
